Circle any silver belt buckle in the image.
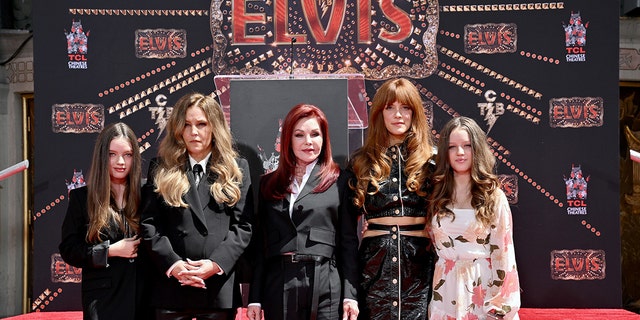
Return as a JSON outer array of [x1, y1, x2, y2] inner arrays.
[[283, 253, 299, 263]]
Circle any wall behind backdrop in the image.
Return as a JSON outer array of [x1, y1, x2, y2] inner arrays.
[[32, 0, 620, 311]]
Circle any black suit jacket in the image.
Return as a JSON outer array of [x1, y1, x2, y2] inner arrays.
[[248, 167, 360, 307], [59, 186, 151, 320], [140, 157, 253, 310]]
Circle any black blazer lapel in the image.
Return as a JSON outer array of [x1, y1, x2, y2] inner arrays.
[[295, 165, 321, 203], [198, 163, 221, 211], [281, 196, 298, 229], [197, 176, 211, 210], [185, 165, 207, 229], [291, 165, 321, 225]]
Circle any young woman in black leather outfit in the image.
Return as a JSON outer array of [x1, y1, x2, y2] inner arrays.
[[349, 78, 436, 320]]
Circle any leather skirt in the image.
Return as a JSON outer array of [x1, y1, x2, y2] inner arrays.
[[358, 227, 435, 320]]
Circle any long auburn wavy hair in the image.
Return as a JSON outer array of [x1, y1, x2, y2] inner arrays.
[[349, 78, 434, 208], [154, 93, 242, 207], [87, 122, 142, 243], [261, 104, 340, 200], [428, 116, 501, 227]]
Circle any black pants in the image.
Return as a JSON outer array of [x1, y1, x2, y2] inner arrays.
[[155, 308, 235, 320], [262, 256, 340, 320]]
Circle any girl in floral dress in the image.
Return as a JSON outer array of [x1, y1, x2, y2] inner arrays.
[[428, 117, 520, 320]]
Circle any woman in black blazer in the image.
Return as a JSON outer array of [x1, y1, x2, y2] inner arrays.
[[246, 104, 360, 320], [140, 92, 253, 320], [59, 122, 150, 320]]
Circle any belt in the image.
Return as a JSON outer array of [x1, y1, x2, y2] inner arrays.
[[367, 223, 426, 231], [281, 253, 328, 263], [280, 253, 332, 320]]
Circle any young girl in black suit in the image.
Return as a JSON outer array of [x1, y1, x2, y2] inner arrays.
[[59, 122, 150, 320]]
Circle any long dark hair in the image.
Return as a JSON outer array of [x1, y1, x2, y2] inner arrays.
[[429, 116, 500, 227], [87, 122, 141, 243]]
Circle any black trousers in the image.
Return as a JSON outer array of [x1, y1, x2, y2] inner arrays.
[[262, 256, 340, 320], [155, 308, 235, 320]]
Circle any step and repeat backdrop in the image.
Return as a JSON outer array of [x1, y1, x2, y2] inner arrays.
[[32, 0, 620, 311]]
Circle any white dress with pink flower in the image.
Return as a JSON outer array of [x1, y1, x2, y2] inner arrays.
[[429, 189, 520, 320]]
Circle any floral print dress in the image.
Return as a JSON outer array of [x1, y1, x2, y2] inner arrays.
[[429, 189, 520, 320]]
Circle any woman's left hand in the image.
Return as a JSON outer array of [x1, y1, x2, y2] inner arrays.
[[107, 236, 140, 258]]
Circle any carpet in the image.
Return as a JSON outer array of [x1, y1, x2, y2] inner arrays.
[[518, 308, 640, 319], [3, 308, 640, 319]]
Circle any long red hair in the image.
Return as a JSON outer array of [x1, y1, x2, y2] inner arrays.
[[261, 104, 340, 200]]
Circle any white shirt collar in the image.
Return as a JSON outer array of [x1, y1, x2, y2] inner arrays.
[[294, 159, 318, 188], [188, 152, 212, 170], [289, 159, 318, 216]]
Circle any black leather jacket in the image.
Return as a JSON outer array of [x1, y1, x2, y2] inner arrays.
[[361, 143, 433, 219]]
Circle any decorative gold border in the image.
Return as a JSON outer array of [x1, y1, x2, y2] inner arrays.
[[22, 93, 34, 313], [621, 81, 640, 88], [441, 2, 564, 12], [68, 9, 208, 16]]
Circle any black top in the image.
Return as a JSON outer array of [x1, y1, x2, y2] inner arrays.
[[359, 143, 433, 219], [59, 186, 151, 320]]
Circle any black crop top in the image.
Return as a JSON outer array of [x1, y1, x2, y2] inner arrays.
[[360, 143, 432, 220]]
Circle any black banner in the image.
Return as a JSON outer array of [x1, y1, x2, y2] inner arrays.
[[32, 0, 620, 311]]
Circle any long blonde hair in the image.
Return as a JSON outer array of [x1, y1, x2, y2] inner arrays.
[[87, 122, 141, 243], [154, 92, 243, 207], [350, 78, 434, 208], [429, 116, 500, 227]]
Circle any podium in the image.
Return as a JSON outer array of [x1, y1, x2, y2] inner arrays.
[[214, 74, 367, 181]]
